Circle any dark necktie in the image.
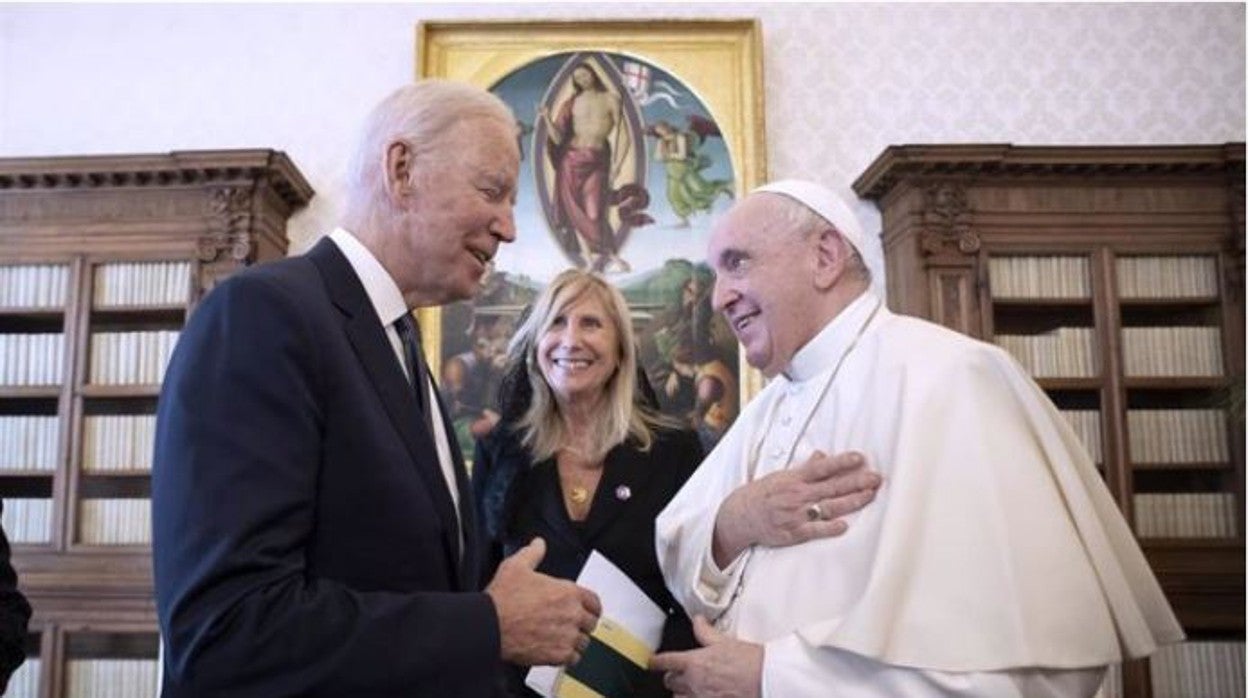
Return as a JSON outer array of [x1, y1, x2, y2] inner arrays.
[[396, 313, 471, 569], [395, 313, 434, 434]]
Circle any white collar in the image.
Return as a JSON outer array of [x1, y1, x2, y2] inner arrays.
[[328, 227, 409, 326], [783, 290, 881, 383]]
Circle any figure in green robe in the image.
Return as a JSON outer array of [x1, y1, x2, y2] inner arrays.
[[649, 117, 733, 227]]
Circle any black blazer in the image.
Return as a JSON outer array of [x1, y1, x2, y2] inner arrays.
[[473, 425, 702, 698], [153, 238, 501, 697]]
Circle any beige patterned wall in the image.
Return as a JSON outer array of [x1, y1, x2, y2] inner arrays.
[[760, 2, 1245, 185], [1, 2, 1243, 284], [752, 2, 1246, 285]]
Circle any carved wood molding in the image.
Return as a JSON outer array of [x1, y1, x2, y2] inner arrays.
[[0, 149, 314, 212], [198, 186, 256, 262], [917, 183, 980, 258], [853, 142, 1246, 202]]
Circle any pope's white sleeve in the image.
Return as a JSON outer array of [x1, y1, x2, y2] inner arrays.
[[656, 493, 750, 620], [762, 634, 1107, 698], [690, 544, 749, 616], [656, 410, 759, 621]]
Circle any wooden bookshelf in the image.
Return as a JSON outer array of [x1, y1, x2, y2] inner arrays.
[[0, 150, 312, 697], [855, 143, 1245, 698]]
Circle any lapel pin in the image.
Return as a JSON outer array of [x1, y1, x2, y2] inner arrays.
[[615, 485, 632, 501]]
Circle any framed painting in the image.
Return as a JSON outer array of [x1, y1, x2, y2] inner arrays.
[[416, 19, 765, 458]]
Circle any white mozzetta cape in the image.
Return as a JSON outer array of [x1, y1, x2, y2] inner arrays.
[[656, 292, 1182, 680]]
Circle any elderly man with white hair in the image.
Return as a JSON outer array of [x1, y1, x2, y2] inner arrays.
[[153, 81, 601, 697], [651, 181, 1183, 697]]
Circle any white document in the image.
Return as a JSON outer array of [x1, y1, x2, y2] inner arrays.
[[526, 550, 666, 698]]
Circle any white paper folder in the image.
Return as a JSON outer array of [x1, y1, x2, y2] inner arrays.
[[526, 551, 666, 698]]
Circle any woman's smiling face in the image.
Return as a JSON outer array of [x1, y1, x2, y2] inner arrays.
[[537, 292, 621, 407]]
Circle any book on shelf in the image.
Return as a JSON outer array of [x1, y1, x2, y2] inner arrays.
[[0, 415, 58, 471], [1133, 493, 1238, 538], [0, 333, 65, 386], [66, 658, 159, 698], [0, 264, 69, 310], [1127, 409, 1229, 464], [1, 499, 52, 544], [88, 331, 179, 385], [1149, 640, 1245, 698], [93, 261, 191, 309], [988, 256, 1091, 299], [1117, 256, 1220, 299], [78, 499, 151, 545], [994, 327, 1097, 378], [1121, 327, 1223, 377], [5, 657, 40, 698], [82, 415, 155, 473], [1093, 641, 1245, 698]]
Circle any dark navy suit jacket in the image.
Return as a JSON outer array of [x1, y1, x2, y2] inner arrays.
[[153, 238, 500, 697]]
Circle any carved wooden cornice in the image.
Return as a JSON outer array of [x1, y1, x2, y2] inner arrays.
[[0, 149, 314, 211], [853, 143, 1246, 202], [917, 183, 980, 258], [198, 186, 256, 263]]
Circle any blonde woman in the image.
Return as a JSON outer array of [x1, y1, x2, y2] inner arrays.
[[473, 269, 702, 697]]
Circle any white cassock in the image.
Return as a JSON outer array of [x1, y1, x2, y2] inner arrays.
[[656, 290, 1183, 697]]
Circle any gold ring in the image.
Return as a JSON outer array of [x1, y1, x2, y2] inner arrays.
[[805, 502, 824, 521]]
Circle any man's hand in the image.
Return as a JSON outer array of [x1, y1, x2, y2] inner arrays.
[[650, 616, 763, 698], [712, 450, 882, 566], [485, 537, 602, 666]]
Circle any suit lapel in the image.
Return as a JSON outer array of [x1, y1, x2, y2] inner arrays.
[[308, 239, 463, 579]]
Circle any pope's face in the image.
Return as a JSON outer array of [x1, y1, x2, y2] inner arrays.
[[708, 195, 822, 377]]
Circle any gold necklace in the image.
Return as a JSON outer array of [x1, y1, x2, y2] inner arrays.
[[558, 443, 602, 514]]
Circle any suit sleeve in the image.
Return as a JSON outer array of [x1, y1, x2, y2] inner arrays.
[[152, 273, 500, 695]]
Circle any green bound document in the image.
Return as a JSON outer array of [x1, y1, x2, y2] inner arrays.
[[527, 552, 666, 698]]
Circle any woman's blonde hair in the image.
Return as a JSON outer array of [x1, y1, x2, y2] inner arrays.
[[507, 269, 672, 463]]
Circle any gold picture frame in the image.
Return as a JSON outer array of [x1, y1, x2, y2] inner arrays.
[[416, 18, 766, 455]]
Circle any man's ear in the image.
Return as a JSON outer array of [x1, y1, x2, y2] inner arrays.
[[812, 228, 850, 291], [382, 140, 416, 204]]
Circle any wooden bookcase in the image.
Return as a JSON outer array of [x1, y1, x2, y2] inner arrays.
[[854, 143, 1245, 698], [0, 150, 312, 697]]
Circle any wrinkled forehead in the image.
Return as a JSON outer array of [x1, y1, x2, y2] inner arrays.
[[707, 194, 796, 260], [436, 116, 519, 161]]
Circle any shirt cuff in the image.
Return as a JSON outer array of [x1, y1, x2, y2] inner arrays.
[[693, 545, 748, 610]]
